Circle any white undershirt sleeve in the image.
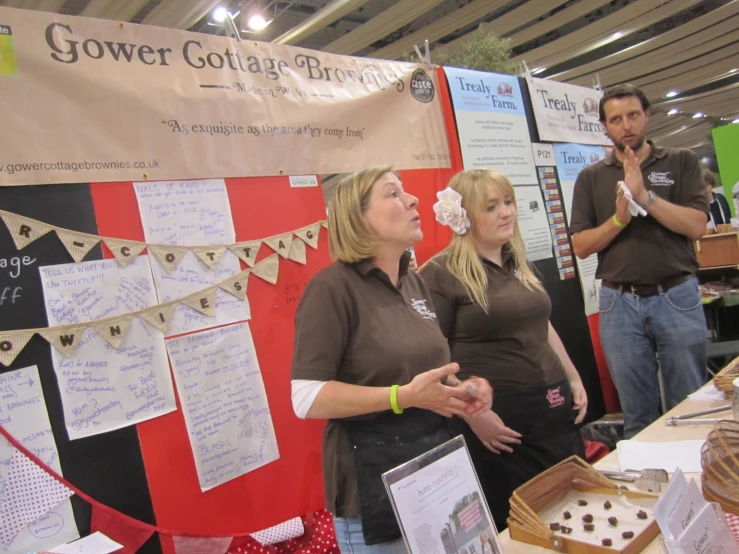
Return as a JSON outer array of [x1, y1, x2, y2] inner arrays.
[[291, 379, 329, 419]]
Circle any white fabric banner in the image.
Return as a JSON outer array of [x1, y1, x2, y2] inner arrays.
[[526, 77, 610, 146]]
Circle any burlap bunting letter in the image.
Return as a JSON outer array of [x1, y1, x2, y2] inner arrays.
[[92, 316, 134, 349], [40, 325, 87, 358], [321, 220, 328, 229], [104, 239, 146, 268], [288, 239, 307, 265], [0, 212, 53, 250], [193, 246, 227, 269], [139, 303, 177, 333], [219, 271, 249, 299], [181, 287, 217, 317], [56, 230, 100, 263], [0, 331, 35, 367], [251, 254, 280, 284], [230, 241, 261, 267], [265, 234, 293, 259], [148, 245, 188, 274], [295, 223, 321, 249]]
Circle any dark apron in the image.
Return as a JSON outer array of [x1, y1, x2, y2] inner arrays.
[[342, 408, 452, 545], [449, 379, 584, 530]]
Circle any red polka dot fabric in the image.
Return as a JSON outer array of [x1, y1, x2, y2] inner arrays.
[[227, 510, 338, 554], [0, 447, 74, 547]]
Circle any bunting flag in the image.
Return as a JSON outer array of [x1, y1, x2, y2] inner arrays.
[[0, 330, 34, 367], [230, 241, 261, 267], [219, 271, 249, 300], [288, 239, 307, 265], [92, 315, 134, 349], [39, 325, 88, 358], [264, 234, 293, 259], [193, 246, 227, 269], [0, 211, 53, 250], [181, 287, 218, 317], [321, 220, 329, 229], [148, 245, 189, 274], [294, 223, 321, 249], [251, 254, 280, 284], [104, 239, 147, 268], [138, 302, 178, 334], [90, 503, 155, 554], [0, 448, 74, 547], [55, 230, 100, 263]]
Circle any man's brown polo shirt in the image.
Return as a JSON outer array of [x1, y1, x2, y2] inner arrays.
[[569, 141, 709, 284], [291, 252, 450, 517]]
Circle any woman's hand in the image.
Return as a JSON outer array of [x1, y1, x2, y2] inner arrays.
[[456, 376, 493, 417], [466, 410, 522, 454], [397, 363, 476, 418], [570, 379, 588, 424]]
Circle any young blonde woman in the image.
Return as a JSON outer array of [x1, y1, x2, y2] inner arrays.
[[291, 167, 493, 553], [419, 169, 587, 529]]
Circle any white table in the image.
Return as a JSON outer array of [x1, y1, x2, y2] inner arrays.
[[497, 387, 731, 553]]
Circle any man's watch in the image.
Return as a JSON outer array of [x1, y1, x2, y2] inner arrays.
[[642, 190, 658, 211]]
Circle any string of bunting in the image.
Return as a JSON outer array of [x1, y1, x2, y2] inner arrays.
[[0, 209, 327, 272], [0, 211, 329, 367]]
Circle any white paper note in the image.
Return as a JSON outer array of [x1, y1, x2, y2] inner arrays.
[[0, 366, 79, 554], [617, 440, 705, 473], [49, 531, 123, 554], [676, 502, 738, 553], [133, 179, 249, 336], [39, 257, 176, 440], [514, 185, 554, 261], [687, 385, 727, 401], [166, 322, 279, 491]]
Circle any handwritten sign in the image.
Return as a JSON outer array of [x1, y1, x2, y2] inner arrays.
[[39, 256, 176, 440], [133, 179, 249, 336], [0, 366, 80, 554], [166, 322, 279, 491]]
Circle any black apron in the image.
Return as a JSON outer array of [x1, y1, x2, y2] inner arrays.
[[342, 408, 452, 545], [448, 379, 584, 531]]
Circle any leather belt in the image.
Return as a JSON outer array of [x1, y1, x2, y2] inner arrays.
[[602, 274, 692, 297]]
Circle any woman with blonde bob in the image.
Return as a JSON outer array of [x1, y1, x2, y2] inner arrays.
[[291, 167, 493, 553], [420, 169, 587, 529]]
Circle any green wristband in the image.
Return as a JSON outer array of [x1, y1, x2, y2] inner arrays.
[[612, 214, 627, 229], [390, 385, 403, 414]]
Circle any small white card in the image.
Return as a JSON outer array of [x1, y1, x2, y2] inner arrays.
[[49, 531, 123, 553], [532, 143, 555, 166], [666, 480, 707, 540], [289, 175, 318, 188], [676, 503, 737, 554]]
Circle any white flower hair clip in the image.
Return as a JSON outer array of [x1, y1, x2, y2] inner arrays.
[[433, 187, 471, 235]]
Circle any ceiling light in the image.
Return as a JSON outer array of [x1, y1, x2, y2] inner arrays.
[[612, 31, 623, 39], [693, 112, 703, 118], [730, 69, 737, 73], [532, 67, 547, 75], [668, 108, 678, 115], [665, 91, 678, 98], [247, 14, 270, 31], [213, 7, 228, 22], [733, 119, 739, 124]]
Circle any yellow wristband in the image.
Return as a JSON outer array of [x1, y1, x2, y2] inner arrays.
[[390, 385, 403, 414], [612, 214, 626, 229]]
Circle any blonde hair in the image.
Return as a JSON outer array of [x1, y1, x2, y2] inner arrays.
[[424, 169, 543, 312], [327, 166, 394, 263]]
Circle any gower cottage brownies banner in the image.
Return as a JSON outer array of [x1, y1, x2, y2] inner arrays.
[[0, 6, 451, 185]]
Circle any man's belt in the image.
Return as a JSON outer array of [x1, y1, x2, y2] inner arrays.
[[601, 274, 693, 297]]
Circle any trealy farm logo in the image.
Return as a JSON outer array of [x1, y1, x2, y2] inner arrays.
[[590, 152, 601, 164], [497, 82, 513, 97], [582, 97, 599, 117], [410, 69, 434, 103], [0, 25, 18, 76]]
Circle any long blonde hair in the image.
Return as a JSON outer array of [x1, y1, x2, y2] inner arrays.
[[425, 169, 543, 312]]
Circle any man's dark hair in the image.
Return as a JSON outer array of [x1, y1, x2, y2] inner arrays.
[[599, 84, 651, 123]]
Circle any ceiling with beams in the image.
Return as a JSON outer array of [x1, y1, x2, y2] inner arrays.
[[4, 0, 738, 160]]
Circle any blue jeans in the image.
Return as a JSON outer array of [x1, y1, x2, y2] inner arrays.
[[599, 278, 707, 438], [333, 517, 409, 554]]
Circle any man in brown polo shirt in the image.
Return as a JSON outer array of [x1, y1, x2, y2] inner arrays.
[[570, 84, 709, 437]]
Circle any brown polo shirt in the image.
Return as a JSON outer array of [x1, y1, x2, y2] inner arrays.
[[569, 141, 709, 284], [291, 252, 450, 517], [419, 252, 565, 390]]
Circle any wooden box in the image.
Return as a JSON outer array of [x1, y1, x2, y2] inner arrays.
[[508, 456, 660, 553], [695, 233, 739, 268]]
